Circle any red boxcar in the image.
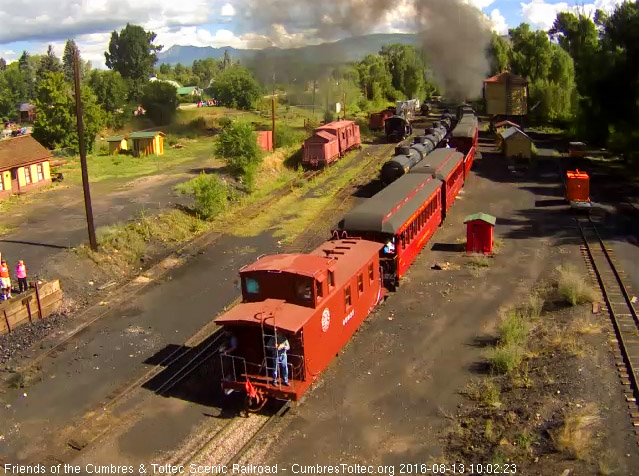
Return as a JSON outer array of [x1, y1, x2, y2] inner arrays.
[[256, 130, 273, 152], [302, 120, 361, 167], [338, 175, 442, 288], [216, 238, 383, 405], [369, 108, 394, 131], [449, 114, 479, 179], [410, 148, 464, 217]]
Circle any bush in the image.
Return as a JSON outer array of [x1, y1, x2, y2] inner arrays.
[[557, 264, 598, 306], [176, 173, 228, 220], [499, 310, 529, 347], [275, 125, 305, 149], [486, 343, 524, 374], [324, 109, 335, 123], [215, 121, 261, 191]]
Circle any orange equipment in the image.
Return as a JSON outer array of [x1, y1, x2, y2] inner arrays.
[[566, 170, 590, 202]]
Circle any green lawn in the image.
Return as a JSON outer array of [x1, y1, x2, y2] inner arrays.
[[55, 138, 217, 183]]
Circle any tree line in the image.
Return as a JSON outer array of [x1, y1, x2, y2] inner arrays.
[[488, 1, 639, 155]]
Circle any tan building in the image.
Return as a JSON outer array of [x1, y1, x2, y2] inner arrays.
[[483, 72, 528, 116], [499, 127, 533, 159], [128, 131, 165, 156], [0, 135, 52, 199], [107, 136, 128, 155]]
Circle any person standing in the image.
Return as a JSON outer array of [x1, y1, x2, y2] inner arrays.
[[268, 334, 290, 386], [0, 260, 11, 300], [16, 260, 27, 294]]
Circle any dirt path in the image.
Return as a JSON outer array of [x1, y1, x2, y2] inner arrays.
[[0, 154, 223, 278]]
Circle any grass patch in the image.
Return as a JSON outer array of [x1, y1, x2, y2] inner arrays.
[[467, 254, 491, 269], [543, 324, 585, 357], [0, 223, 16, 236], [556, 264, 598, 306], [518, 292, 544, 319], [463, 379, 501, 408], [550, 404, 600, 460], [499, 310, 531, 347], [55, 138, 217, 183], [486, 343, 524, 374]]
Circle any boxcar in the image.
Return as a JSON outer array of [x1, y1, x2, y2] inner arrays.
[[450, 114, 479, 178], [216, 239, 384, 405], [302, 120, 361, 167], [369, 108, 395, 131], [339, 175, 442, 288], [411, 148, 465, 217]]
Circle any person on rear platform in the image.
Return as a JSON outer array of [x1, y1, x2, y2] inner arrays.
[[268, 334, 290, 386]]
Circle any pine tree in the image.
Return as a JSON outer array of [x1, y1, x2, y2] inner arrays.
[[0, 58, 6, 72], [63, 39, 78, 83], [18, 51, 35, 99], [39, 45, 62, 75], [222, 50, 231, 71]]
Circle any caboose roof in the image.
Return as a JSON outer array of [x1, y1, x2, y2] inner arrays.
[[241, 253, 331, 278], [307, 131, 336, 143], [215, 298, 314, 333], [340, 176, 441, 234], [317, 120, 356, 131], [310, 239, 383, 288]]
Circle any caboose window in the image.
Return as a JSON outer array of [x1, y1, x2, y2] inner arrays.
[[245, 278, 259, 294], [296, 280, 312, 301], [368, 263, 374, 283], [316, 280, 324, 299], [357, 274, 364, 295], [345, 285, 352, 308], [328, 271, 335, 288]]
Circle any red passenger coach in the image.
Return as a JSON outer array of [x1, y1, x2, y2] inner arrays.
[[338, 175, 442, 288], [302, 120, 361, 167], [216, 239, 383, 407], [449, 114, 479, 178], [411, 148, 464, 217]]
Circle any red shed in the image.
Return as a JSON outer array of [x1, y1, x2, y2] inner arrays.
[[464, 213, 496, 254], [216, 238, 384, 401], [256, 131, 273, 152]]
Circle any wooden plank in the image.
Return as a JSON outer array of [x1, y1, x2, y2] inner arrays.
[[2, 284, 59, 319], [7, 291, 62, 329], [0, 289, 63, 335]]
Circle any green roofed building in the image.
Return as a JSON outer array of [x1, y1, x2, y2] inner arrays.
[[177, 86, 201, 97]]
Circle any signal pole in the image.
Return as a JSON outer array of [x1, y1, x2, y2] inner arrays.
[[73, 47, 97, 251]]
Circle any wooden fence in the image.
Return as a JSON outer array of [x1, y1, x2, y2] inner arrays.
[[0, 280, 63, 336]]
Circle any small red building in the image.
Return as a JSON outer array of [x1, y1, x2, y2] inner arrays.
[[565, 170, 589, 202], [464, 213, 496, 254], [257, 131, 273, 152]]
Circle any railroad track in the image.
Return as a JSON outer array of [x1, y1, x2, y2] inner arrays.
[[576, 214, 639, 443]]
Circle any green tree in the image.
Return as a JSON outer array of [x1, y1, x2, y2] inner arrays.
[[158, 63, 171, 75], [222, 50, 231, 71], [488, 33, 511, 75], [176, 173, 228, 219], [140, 80, 178, 125], [508, 23, 553, 82], [32, 72, 105, 152], [0, 73, 15, 117], [18, 51, 35, 99], [215, 121, 261, 190], [192, 58, 218, 87], [105, 23, 162, 98], [63, 39, 78, 83], [0, 58, 6, 72], [87, 70, 128, 113], [380, 44, 426, 99], [39, 45, 62, 75], [211, 66, 261, 110], [356, 54, 393, 102]]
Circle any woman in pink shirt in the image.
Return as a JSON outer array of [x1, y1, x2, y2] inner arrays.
[[16, 260, 27, 294]]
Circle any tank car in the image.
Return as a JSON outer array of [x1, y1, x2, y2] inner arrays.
[[380, 135, 439, 185]]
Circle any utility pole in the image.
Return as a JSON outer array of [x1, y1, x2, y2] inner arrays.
[[271, 72, 276, 148], [343, 92, 347, 120], [312, 80, 316, 116], [73, 47, 97, 251]]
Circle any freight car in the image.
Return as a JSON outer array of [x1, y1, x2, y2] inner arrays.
[[338, 174, 443, 289], [368, 107, 395, 131], [385, 115, 413, 142], [380, 116, 454, 185], [302, 120, 361, 167], [449, 113, 479, 178], [216, 238, 384, 409]]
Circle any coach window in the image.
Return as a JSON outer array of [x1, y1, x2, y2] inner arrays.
[[344, 285, 352, 309], [401, 232, 406, 249], [357, 273, 364, 295], [368, 263, 374, 283]]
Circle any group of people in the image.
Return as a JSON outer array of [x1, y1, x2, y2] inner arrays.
[[0, 256, 28, 301]]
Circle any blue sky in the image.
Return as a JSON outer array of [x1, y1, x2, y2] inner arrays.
[[0, 0, 627, 68]]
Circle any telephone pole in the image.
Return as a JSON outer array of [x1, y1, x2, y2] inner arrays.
[[73, 47, 97, 251], [343, 92, 347, 119]]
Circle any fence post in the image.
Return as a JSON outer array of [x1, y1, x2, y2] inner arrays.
[[35, 280, 43, 319], [3, 309, 10, 333]]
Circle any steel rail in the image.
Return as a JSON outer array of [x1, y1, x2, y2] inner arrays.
[[576, 215, 639, 405]]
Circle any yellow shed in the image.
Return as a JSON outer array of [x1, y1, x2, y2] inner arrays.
[[483, 72, 528, 116], [129, 131, 165, 157], [499, 127, 533, 159], [0, 135, 52, 200], [107, 136, 128, 154]]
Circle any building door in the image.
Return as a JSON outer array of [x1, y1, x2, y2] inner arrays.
[[11, 169, 19, 191]]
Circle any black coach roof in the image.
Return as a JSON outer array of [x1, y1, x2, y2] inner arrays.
[[339, 175, 442, 234], [411, 149, 464, 180]]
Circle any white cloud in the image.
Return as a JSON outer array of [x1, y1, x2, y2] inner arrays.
[[221, 3, 236, 16], [521, 0, 627, 30], [489, 8, 508, 35], [466, 0, 496, 9]]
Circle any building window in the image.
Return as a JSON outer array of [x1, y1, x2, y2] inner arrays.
[[37, 164, 44, 181], [357, 274, 364, 294], [368, 263, 374, 283], [344, 285, 352, 308], [24, 167, 31, 184], [0, 178, 3, 191]]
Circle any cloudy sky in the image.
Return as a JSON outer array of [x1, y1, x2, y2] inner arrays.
[[0, 0, 628, 68]]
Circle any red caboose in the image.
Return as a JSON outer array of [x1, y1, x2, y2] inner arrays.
[[302, 120, 361, 167], [216, 239, 383, 407], [410, 148, 465, 217], [369, 108, 395, 131]]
